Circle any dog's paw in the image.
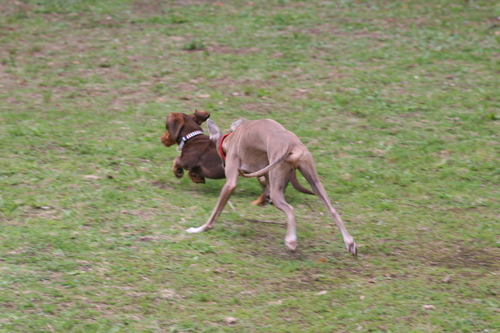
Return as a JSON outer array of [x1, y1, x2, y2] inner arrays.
[[251, 193, 272, 206], [173, 167, 184, 178], [251, 194, 267, 206], [186, 226, 205, 233], [285, 237, 297, 252], [189, 174, 206, 184], [346, 241, 357, 257]]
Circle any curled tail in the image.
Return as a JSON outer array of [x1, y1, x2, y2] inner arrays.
[[238, 151, 288, 178]]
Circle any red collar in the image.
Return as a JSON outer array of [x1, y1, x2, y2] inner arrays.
[[219, 133, 231, 160]]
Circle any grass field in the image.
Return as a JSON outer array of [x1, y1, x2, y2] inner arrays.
[[1, 0, 500, 332]]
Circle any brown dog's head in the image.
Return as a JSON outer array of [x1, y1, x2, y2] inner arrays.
[[161, 110, 210, 147]]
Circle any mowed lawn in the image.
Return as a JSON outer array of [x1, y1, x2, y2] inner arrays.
[[1, 0, 499, 332]]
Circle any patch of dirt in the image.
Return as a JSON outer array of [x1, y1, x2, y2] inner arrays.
[[174, 82, 198, 92], [206, 45, 261, 55], [0, 1, 30, 16], [292, 22, 393, 41], [207, 76, 273, 92], [120, 207, 167, 221], [150, 180, 175, 191], [427, 246, 500, 270], [20, 205, 61, 221], [131, 0, 166, 15], [239, 102, 278, 116], [135, 235, 170, 242], [110, 85, 155, 108], [173, 0, 207, 6]]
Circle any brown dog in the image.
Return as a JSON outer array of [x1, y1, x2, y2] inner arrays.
[[161, 110, 225, 184], [185, 118, 357, 256]]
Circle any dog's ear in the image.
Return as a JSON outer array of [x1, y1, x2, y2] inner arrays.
[[207, 119, 222, 144], [192, 109, 210, 125], [166, 113, 184, 141], [230, 119, 243, 132]]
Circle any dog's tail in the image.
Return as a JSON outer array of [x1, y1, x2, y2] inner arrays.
[[238, 151, 288, 178], [290, 171, 315, 195]]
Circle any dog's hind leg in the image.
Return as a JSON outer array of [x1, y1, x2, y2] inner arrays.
[[268, 167, 297, 251], [298, 157, 357, 256], [188, 168, 206, 183], [290, 171, 314, 195]]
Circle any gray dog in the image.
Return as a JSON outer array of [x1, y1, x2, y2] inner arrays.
[[186, 118, 357, 256]]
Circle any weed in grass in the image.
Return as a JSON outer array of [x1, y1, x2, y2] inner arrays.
[[41, 89, 52, 103], [183, 40, 206, 51]]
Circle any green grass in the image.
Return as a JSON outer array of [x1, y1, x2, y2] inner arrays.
[[1, 0, 499, 332]]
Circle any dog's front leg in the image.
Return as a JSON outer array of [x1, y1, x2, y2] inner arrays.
[[186, 173, 238, 233], [172, 156, 184, 178]]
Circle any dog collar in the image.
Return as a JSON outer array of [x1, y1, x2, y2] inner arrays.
[[177, 130, 204, 152], [219, 133, 231, 160]]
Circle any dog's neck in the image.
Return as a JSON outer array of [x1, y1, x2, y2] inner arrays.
[[218, 133, 231, 160], [177, 130, 204, 152]]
